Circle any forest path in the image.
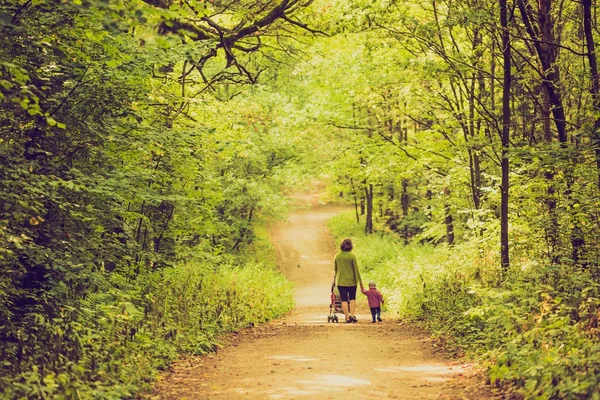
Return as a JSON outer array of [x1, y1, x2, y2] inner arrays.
[[151, 190, 495, 399]]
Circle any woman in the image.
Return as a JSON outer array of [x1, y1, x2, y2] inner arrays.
[[332, 238, 363, 323]]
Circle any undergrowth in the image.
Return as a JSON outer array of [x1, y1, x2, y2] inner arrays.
[[329, 211, 600, 399], [1, 258, 293, 399]]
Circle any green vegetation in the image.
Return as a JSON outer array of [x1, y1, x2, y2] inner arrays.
[[330, 212, 600, 399], [0, 1, 303, 397], [2, 0, 600, 398], [3, 259, 292, 398], [315, 2, 600, 396]]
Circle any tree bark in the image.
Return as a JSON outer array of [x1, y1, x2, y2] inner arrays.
[[539, 0, 555, 142], [517, 0, 567, 143], [360, 196, 365, 215], [364, 184, 374, 234], [349, 177, 360, 223], [443, 188, 454, 246], [500, 0, 511, 270], [468, 29, 482, 210], [401, 179, 410, 244], [583, 0, 600, 190]]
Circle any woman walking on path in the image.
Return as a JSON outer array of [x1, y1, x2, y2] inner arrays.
[[332, 238, 363, 323]]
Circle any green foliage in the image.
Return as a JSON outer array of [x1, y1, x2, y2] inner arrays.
[[296, 4, 600, 394], [1, 259, 293, 398], [0, 0, 303, 397], [3, 0, 600, 397], [329, 211, 600, 399]]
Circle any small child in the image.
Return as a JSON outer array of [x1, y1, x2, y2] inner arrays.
[[361, 281, 384, 323]]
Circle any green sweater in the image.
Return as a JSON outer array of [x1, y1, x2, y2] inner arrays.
[[334, 250, 362, 286]]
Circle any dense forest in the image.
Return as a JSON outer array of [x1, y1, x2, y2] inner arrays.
[[1, 0, 600, 398]]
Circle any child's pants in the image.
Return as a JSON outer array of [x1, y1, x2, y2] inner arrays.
[[370, 306, 381, 322]]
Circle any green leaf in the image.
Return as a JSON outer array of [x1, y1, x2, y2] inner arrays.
[[46, 116, 57, 127]]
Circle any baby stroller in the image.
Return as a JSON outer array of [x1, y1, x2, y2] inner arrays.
[[327, 286, 342, 323]]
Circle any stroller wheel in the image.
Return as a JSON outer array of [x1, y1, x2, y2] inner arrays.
[[334, 315, 339, 323], [327, 316, 331, 323]]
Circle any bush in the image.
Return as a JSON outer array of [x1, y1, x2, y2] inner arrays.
[[0, 260, 293, 399]]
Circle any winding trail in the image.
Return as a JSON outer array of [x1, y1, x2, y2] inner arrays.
[[152, 191, 496, 399]]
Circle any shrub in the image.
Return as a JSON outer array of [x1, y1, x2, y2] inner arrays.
[[0, 260, 293, 398]]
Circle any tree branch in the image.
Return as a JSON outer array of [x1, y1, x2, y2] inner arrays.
[[48, 63, 92, 117], [281, 15, 329, 36]]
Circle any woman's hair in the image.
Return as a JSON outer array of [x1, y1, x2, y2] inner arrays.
[[340, 238, 353, 251]]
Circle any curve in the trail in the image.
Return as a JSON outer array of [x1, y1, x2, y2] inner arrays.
[[152, 194, 497, 400]]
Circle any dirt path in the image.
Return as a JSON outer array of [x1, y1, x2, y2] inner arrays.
[[151, 193, 496, 399]]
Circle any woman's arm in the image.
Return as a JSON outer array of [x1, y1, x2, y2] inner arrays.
[[332, 255, 338, 286], [353, 254, 362, 285]]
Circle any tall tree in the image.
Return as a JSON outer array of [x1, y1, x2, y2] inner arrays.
[[583, 0, 600, 190], [500, 0, 512, 269]]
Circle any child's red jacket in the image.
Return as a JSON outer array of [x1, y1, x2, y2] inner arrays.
[[361, 288, 384, 308]]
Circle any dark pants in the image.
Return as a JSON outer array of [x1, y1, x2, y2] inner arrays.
[[370, 307, 381, 322], [338, 285, 357, 302]]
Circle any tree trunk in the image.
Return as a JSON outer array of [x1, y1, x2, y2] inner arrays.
[[583, 0, 600, 190], [517, 0, 567, 142], [500, 0, 511, 270], [349, 177, 360, 223], [401, 180, 409, 217], [541, 89, 552, 142], [154, 203, 175, 253], [571, 221, 585, 263], [364, 184, 374, 234], [401, 179, 410, 244], [443, 188, 454, 246], [467, 29, 482, 210], [539, 0, 555, 143]]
